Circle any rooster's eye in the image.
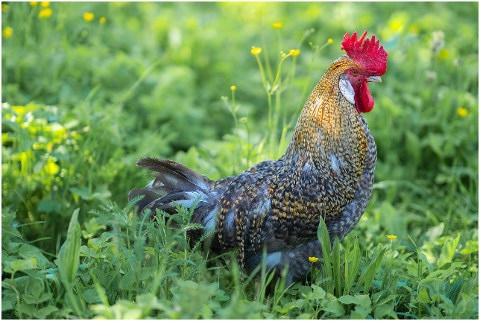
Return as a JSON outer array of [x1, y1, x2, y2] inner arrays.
[[351, 69, 359, 75]]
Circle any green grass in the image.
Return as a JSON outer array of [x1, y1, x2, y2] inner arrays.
[[2, 2, 478, 319]]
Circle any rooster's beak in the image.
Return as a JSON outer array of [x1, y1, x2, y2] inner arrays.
[[367, 76, 382, 83]]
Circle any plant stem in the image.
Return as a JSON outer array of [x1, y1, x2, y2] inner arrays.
[[260, 28, 274, 84]]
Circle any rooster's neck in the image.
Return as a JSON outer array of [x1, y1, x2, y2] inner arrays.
[[283, 58, 367, 185]]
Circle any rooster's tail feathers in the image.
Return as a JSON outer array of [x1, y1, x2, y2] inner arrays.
[[129, 157, 214, 216], [136, 157, 212, 190]]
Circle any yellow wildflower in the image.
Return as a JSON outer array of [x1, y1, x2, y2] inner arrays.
[[29, 2, 39, 6], [386, 235, 397, 240], [33, 142, 44, 150], [99, 17, 106, 24], [230, 85, 236, 91], [46, 142, 54, 153], [3, 27, 13, 39], [328, 38, 333, 44], [2, 3, 9, 12], [272, 22, 283, 29], [390, 21, 403, 32], [38, 8, 52, 18], [44, 158, 59, 175], [289, 49, 300, 57], [12, 106, 26, 114], [251, 47, 262, 55], [83, 12, 94, 21], [439, 49, 449, 60], [40, 1, 50, 7], [309, 256, 319, 263], [457, 107, 468, 117]]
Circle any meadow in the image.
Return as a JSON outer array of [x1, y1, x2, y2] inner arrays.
[[1, 1, 478, 319]]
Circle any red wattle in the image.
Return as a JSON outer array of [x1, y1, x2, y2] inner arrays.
[[354, 82, 374, 113]]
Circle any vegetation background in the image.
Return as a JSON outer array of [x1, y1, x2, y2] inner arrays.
[[2, 1, 478, 319]]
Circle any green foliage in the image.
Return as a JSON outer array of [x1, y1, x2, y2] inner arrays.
[[2, 1, 478, 319]]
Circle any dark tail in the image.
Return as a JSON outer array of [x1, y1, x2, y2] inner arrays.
[[129, 157, 215, 215], [129, 156, 226, 252]]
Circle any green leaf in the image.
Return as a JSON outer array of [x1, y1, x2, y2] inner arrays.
[[94, 269, 110, 288], [344, 237, 361, 295], [199, 304, 213, 319], [279, 301, 297, 314], [418, 287, 431, 303], [427, 133, 445, 158], [363, 248, 386, 293], [119, 271, 135, 290], [425, 223, 444, 242], [11, 258, 37, 271], [38, 198, 61, 213], [94, 184, 112, 199], [36, 305, 58, 319], [21, 139, 35, 151], [338, 294, 371, 309], [317, 217, 331, 255], [438, 234, 460, 267], [145, 246, 155, 255], [424, 262, 465, 281], [1, 298, 14, 312], [140, 267, 157, 280], [24, 278, 43, 301], [100, 232, 114, 243], [19, 303, 37, 317], [332, 237, 342, 297], [322, 298, 345, 318], [180, 279, 199, 289], [352, 305, 372, 318], [374, 301, 395, 318], [460, 240, 478, 255], [23, 292, 53, 305], [310, 284, 326, 300], [70, 187, 93, 200], [80, 245, 97, 257], [57, 208, 82, 285], [446, 278, 463, 304], [417, 249, 434, 273], [83, 288, 102, 304], [18, 244, 49, 266], [317, 217, 333, 292]]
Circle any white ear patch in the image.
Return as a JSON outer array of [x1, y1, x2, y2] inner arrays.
[[339, 78, 355, 104]]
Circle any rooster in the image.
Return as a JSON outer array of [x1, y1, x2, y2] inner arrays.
[[129, 31, 388, 285]]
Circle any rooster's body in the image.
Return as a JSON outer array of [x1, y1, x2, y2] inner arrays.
[[129, 31, 388, 284]]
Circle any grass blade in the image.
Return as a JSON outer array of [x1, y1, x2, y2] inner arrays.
[[344, 237, 362, 295], [317, 217, 333, 294], [56, 208, 83, 317], [332, 236, 342, 297], [363, 248, 386, 293], [57, 208, 81, 285]]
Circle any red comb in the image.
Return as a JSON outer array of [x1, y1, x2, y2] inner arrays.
[[341, 31, 388, 76]]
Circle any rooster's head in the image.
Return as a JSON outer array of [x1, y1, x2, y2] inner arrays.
[[341, 31, 388, 113]]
